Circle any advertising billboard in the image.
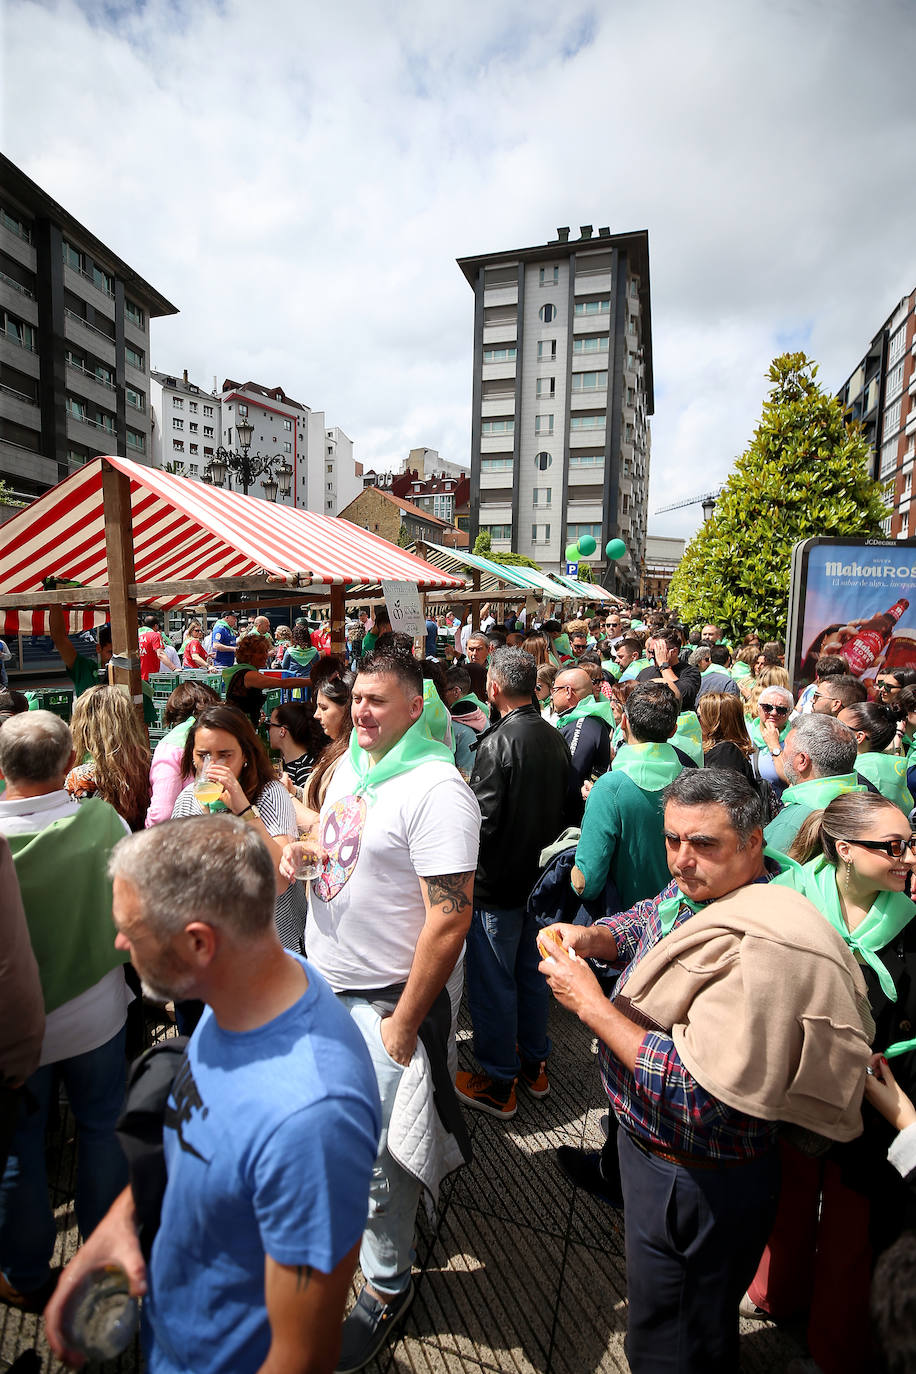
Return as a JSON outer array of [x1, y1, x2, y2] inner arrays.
[[786, 537, 916, 693]]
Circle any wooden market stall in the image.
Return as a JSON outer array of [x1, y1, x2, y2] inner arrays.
[[0, 455, 467, 714]]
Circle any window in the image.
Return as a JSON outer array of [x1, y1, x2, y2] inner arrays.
[[62, 241, 84, 272], [539, 266, 559, 286], [573, 335, 609, 354], [568, 523, 601, 542], [238, 403, 248, 416], [189, 464, 199, 476], [173, 439, 185, 452], [226, 428, 231, 445], [189, 401, 198, 413], [536, 377, 556, 399], [537, 340, 557, 361], [481, 457, 514, 472], [189, 422, 198, 433], [481, 419, 514, 435], [886, 361, 905, 401], [125, 299, 145, 328], [625, 423, 634, 441], [574, 299, 610, 316], [884, 399, 902, 440], [1, 206, 31, 241], [66, 397, 86, 422], [126, 344, 144, 369], [283, 418, 292, 430], [203, 404, 213, 417], [569, 453, 604, 468], [880, 440, 899, 477], [572, 371, 608, 392], [627, 386, 635, 405], [433, 495, 453, 520], [534, 451, 553, 471], [189, 443, 198, 455], [482, 524, 512, 541], [327, 482, 333, 491], [483, 346, 517, 363], [535, 415, 554, 435], [539, 304, 557, 323], [126, 386, 144, 411], [532, 488, 552, 506], [173, 397, 184, 409], [327, 462, 334, 473], [172, 418, 184, 431], [203, 425, 214, 438], [2, 309, 36, 350], [531, 523, 551, 542], [92, 265, 114, 296], [283, 441, 292, 453], [126, 429, 145, 453], [570, 414, 605, 430], [889, 328, 906, 367]]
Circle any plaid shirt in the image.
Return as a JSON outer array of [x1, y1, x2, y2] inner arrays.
[[596, 876, 779, 1161]]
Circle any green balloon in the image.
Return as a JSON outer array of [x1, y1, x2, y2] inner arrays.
[[577, 534, 597, 556], [564, 543, 580, 562], [605, 538, 626, 560]]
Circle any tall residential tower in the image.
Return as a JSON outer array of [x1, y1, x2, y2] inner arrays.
[[457, 225, 652, 593]]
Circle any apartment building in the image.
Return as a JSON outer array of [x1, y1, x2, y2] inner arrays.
[[149, 369, 221, 479], [310, 420, 361, 516], [838, 287, 916, 537], [457, 224, 653, 591], [0, 153, 177, 501]]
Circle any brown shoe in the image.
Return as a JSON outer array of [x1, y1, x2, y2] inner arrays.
[[455, 1071, 517, 1118], [0, 1268, 58, 1314], [519, 1060, 550, 1098]]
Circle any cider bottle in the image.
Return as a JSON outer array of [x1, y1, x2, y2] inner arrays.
[[839, 599, 909, 675]]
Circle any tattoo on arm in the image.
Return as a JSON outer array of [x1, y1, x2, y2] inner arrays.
[[295, 1264, 313, 1291], [425, 872, 474, 914]]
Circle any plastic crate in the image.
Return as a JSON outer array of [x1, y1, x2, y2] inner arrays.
[[263, 689, 283, 718], [206, 674, 225, 697], [39, 688, 73, 721], [150, 673, 179, 697]]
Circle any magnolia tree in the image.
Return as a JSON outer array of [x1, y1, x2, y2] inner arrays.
[[667, 353, 890, 641]]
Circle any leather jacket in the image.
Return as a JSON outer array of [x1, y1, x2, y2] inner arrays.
[[470, 704, 572, 909]]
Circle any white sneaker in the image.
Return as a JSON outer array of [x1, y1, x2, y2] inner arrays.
[[738, 1292, 773, 1322]]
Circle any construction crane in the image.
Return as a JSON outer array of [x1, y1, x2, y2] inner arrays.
[[653, 488, 722, 518]]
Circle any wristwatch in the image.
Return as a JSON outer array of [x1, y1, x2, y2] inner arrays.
[[770, 747, 782, 757]]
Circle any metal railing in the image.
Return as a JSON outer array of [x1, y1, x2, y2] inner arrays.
[[64, 308, 115, 345], [66, 357, 115, 390], [0, 271, 34, 298]]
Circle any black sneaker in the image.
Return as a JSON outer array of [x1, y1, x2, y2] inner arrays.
[[555, 1146, 623, 1207], [336, 1281, 414, 1372]]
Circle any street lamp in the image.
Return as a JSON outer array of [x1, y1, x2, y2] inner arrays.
[[701, 495, 717, 522], [203, 417, 291, 502]]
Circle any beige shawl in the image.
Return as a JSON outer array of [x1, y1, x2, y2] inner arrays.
[[617, 883, 871, 1142]]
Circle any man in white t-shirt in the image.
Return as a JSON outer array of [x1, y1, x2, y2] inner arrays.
[[0, 712, 131, 1312], [303, 650, 480, 1372]]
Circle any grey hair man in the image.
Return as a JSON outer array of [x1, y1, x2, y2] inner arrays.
[[457, 647, 571, 1117], [45, 816, 381, 1374], [0, 711, 131, 1313], [764, 714, 862, 854], [552, 666, 612, 825]]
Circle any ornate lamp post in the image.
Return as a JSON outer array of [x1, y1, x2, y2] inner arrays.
[[203, 416, 294, 502]]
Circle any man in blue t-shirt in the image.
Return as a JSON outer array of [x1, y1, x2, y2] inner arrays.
[[46, 817, 381, 1374], [209, 611, 238, 669]]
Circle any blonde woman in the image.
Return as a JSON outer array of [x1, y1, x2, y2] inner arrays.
[[66, 685, 152, 831]]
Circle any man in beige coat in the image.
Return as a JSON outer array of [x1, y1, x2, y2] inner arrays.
[[540, 769, 870, 1374]]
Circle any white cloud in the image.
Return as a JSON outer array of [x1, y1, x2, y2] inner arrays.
[[3, 0, 915, 541]]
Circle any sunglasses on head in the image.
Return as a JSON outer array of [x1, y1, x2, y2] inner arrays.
[[760, 702, 789, 717], [844, 835, 916, 859]]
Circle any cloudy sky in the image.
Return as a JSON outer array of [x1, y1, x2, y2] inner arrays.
[[3, 0, 915, 540]]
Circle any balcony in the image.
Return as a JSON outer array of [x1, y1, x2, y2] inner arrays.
[[64, 309, 116, 354], [482, 323, 517, 347], [481, 395, 516, 418]]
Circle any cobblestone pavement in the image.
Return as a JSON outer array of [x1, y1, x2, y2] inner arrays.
[[1, 998, 806, 1373]]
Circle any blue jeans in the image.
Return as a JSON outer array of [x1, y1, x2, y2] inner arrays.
[[465, 904, 551, 1084], [338, 997, 422, 1298], [0, 1027, 129, 1292]]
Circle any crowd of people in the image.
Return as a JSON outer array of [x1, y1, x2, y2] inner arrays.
[[1, 598, 916, 1374]]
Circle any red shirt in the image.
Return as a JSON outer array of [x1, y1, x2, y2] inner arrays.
[[139, 629, 164, 680], [183, 638, 206, 668]]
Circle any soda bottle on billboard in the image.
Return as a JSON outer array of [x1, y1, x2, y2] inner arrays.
[[838, 598, 909, 675]]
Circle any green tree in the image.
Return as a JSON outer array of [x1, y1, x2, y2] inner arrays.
[[397, 523, 412, 548], [0, 478, 25, 510], [472, 530, 541, 570], [667, 353, 890, 641]]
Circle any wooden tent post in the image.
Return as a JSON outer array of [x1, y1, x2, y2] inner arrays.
[[329, 585, 346, 657], [101, 460, 143, 722]]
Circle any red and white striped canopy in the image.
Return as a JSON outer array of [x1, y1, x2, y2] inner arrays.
[[0, 455, 467, 635]]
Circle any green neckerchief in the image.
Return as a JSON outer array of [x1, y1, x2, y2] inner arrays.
[[552, 633, 573, 658], [658, 846, 800, 937], [422, 678, 453, 749], [556, 694, 617, 729], [671, 710, 703, 766], [212, 618, 234, 634], [701, 663, 732, 678], [779, 773, 864, 810], [855, 751, 914, 812], [773, 855, 916, 1002], [611, 741, 683, 791], [748, 715, 791, 751], [348, 710, 454, 804], [7, 799, 129, 1012], [732, 662, 751, 680], [160, 715, 196, 751], [222, 662, 259, 690], [602, 658, 621, 680], [283, 644, 317, 668], [454, 692, 490, 720], [619, 657, 650, 681]]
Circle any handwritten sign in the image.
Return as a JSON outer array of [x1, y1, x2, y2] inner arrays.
[[381, 580, 425, 637]]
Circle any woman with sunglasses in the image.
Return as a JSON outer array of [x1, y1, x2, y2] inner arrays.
[[744, 792, 916, 1374], [875, 666, 916, 707], [838, 700, 914, 812], [748, 685, 794, 799]]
